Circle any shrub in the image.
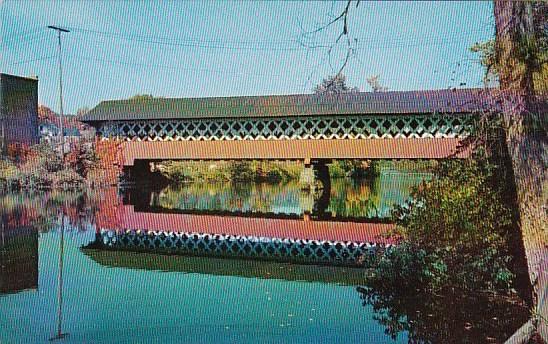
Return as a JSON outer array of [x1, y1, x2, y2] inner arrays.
[[50, 169, 85, 190], [357, 156, 522, 343], [0, 159, 19, 188], [87, 139, 124, 186], [66, 141, 97, 178], [382, 158, 515, 292], [329, 161, 347, 178], [251, 161, 297, 183], [15, 164, 51, 189], [228, 161, 255, 182], [159, 161, 194, 182], [330, 160, 380, 179], [1, 143, 90, 190], [367, 243, 448, 293]]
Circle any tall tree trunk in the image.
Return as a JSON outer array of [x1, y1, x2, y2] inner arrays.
[[494, 1, 547, 342]]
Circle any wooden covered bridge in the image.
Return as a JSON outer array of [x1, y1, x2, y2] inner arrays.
[[80, 88, 487, 184]]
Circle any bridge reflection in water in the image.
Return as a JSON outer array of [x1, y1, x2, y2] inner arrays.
[[81, 249, 371, 286], [89, 208, 394, 267], [87, 175, 430, 266]]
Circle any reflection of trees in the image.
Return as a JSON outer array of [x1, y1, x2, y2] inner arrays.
[[153, 182, 304, 215], [135, 173, 431, 218], [357, 286, 529, 344], [328, 173, 431, 219], [0, 190, 107, 232], [329, 179, 382, 218]]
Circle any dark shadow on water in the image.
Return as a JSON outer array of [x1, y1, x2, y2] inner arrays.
[[0, 223, 38, 296], [357, 286, 529, 344], [80, 246, 370, 286]]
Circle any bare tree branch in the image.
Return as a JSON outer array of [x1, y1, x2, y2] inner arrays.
[[300, 0, 359, 90]]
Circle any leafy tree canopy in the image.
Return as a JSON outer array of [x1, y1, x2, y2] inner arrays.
[[314, 74, 359, 94], [129, 94, 163, 100], [471, 2, 547, 92], [366, 75, 388, 92]]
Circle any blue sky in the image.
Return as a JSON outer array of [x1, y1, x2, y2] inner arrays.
[[1, 1, 494, 114]]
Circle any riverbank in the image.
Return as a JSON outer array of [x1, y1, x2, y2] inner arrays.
[[0, 142, 120, 191], [155, 160, 302, 183], [155, 159, 438, 184]]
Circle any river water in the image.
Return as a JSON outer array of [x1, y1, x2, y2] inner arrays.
[[0, 171, 528, 343]]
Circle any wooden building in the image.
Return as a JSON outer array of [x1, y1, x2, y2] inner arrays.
[[0, 73, 39, 155]]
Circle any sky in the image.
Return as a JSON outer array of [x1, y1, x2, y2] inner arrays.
[[1, 1, 495, 114]]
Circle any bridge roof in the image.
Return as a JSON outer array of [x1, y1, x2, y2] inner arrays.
[[80, 88, 490, 122]]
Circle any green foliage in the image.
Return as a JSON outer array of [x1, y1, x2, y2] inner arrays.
[[357, 158, 526, 342], [390, 158, 515, 292], [330, 160, 380, 179], [376, 159, 438, 173], [257, 161, 301, 182], [367, 243, 448, 293], [227, 161, 255, 182], [396, 160, 509, 250], [470, 40, 498, 85], [328, 161, 347, 178], [158, 160, 302, 184], [471, 3, 547, 92]]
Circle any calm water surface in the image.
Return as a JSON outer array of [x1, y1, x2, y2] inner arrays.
[[138, 172, 430, 218], [1, 172, 527, 343]]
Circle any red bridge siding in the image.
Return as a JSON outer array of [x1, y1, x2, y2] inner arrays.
[[120, 138, 470, 166], [98, 205, 397, 244]]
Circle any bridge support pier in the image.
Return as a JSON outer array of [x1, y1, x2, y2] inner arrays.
[[299, 159, 332, 217], [123, 160, 168, 188], [299, 159, 331, 191]]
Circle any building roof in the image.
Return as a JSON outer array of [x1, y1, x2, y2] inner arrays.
[[0, 73, 39, 82], [80, 88, 491, 122]]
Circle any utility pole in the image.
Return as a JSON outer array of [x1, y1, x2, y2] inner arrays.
[[47, 25, 70, 342], [47, 26, 70, 159], [50, 213, 68, 341]]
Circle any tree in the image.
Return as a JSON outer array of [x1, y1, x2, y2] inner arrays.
[[129, 94, 156, 100], [38, 105, 58, 122], [313, 1, 546, 340], [471, 3, 547, 92], [317, 2, 546, 339], [366, 75, 388, 92], [314, 73, 359, 94], [76, 107, 90, 117], [393, 158, 515, 291], [493, 1, 547, 341], [470, 40, 498, 86]]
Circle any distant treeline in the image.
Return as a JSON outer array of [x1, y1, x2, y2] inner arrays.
[[156, 159, 438, 184]]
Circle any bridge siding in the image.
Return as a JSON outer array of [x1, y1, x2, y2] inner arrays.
[[120, 138, 470, 166], [97, 113, 473, 142]]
